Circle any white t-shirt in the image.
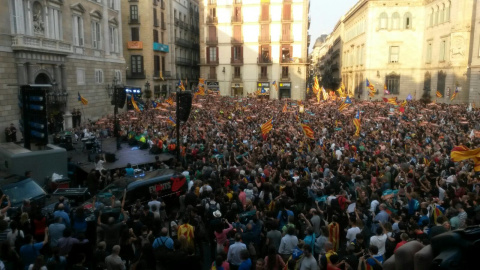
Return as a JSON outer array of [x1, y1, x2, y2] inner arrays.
[[370, 234, 387, 255], [438, 187, 445, 201], [346, 226, 361, 243], [370, 200, 380, 213]]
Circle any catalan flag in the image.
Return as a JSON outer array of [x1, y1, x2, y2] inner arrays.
[[353, 110, 361, 137], [282, 102, 288, 113], [450, 146, 480, 171], [329, 90, 337, 101], [301, 123, 315, 140], [400, 100, 407, 107], [131, 95, 140, 112], [436, 91, 443, 98], [165, 96, 174, 105], [78, 92, 88, 105], [433, 205, 445, 225], [178, 79, 185, 91], [160, 71, 164, 80], [313, 76, 320, 94], [322, 87, 329, 100], [424, 157, 431, 167], [260, 118, 273, 135], [199, 78, 205, 85], [166, 116, 176, 126], [383, 97, 398, 105], [338, 96, 352, 112], [272, 81, 278, 91], [450, 88, 459, 101]]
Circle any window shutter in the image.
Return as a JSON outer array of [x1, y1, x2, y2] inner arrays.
[[206, 47, 210, 63], [216, 47, 219, 61], [240, 46, 243, 58], [73, 17, 78, 46], [79, 18, 84, 46], [92, 22, 96, 48]]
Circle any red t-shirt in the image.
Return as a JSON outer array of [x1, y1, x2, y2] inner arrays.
[[327, 263, 341, 270]]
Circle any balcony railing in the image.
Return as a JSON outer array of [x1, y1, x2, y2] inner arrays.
[[281, 73, 290, 80], [161, 22, 166, 30], [164, 71, 171, 78], [282, 13, 293, 22], [207, 16, 218, 24], [174, 18, 179, 26], [233, 0, 242, 4], [206, 59, 219, 65], [280, 35, 293, 43], [127, 71, 146, 79], [208, 0, 217, 5], [11, 35, 72, 54], [257, 56, 272, 64], [231, 58, 243, 64], [208, 73, 217, 80], [232, 73, 242, 80], [206, 37, 218, 45], [128, 0, 138, 2], [258, 73, 269, 80], [128, 16, 140, 24], [175, 37, 191, 48], [259, 15, 271, 23], [231, 16, 243, 23], [231, 37, 243, 44], [154, 19, 159, 27], [176, 57, 191, 66], [258, 35, 271, 43]]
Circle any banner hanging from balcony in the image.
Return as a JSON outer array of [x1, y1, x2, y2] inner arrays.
[[153, 42, 169, 52]]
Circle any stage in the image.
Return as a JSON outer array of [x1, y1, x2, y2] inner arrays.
[[66, 137, 174, 174]]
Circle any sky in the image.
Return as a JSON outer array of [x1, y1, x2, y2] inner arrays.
[[309, 0, 359, 52]]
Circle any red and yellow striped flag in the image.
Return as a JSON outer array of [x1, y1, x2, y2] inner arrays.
[[260, 118, 273, 135], [450, 146, 480, 171], [165, 96, 174, 105], [436, 91, 443, 98], [301, 123, 315, 139], [131, 95, 140, 112], [282, 103, 288, 113]]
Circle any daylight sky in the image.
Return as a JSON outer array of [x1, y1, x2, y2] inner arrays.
[[309, 0, 359, 52]]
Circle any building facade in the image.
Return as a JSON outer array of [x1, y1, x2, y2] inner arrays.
[[1, 0, 125, 141], [170, 0, 200, 91], [199, 0, 310, 100], [315, 0, 477, 103]]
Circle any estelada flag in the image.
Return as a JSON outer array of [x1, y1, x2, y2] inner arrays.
[[301, 123, 315, 139], [436, 91, 443, 98], [78, 92, 88, 105], [260, 118, 273, 135]]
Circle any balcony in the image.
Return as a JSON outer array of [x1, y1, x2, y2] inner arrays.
[[128, 0, 138, 2], [208, 73, 217, 80], [258, 35, 271, 44], [233, 0, 242, 4], [206, 58, 219, 65], [280, 35, 293, 43], [282, 13, 293, 22], [163, 71, 171, 78], [161, 22, 166, 30], [206, 37, 218, 45], [174, 18, 179, 26], [175, 37, 191, 48], [161, 0, 165, 9], [127, 71, 146, 79], [281, 73, 290, 81], [231, 37, 243, 44], [208, 0, 217, 5], [231, 57, 243, 65], [258, 73, 269, 81], [154, 19, 159, 27], [128, 16, 140, 24], [207, 16, 218, 24], [231, 16, 243, 24], [257, 56, 272, 65], [11, 35, 72, 54], [176, 57, 191, 66], [259, 15, 271, 23], [281, 57, 305, 64], [192, 42, 200, 50], [232, 73, 242, 81]]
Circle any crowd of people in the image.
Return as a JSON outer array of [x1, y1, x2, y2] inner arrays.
[[1, 93, 480, 270]]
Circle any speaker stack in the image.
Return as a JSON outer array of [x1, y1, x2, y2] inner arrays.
[[111, 87, 126, 108], [177, 91, 192, 122]]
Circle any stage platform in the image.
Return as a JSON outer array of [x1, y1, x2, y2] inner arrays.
[[67, 137, 174, 173]]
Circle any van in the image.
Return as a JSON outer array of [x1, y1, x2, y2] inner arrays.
[[0, 175, 47, 209], [83, 169, 187, 219]]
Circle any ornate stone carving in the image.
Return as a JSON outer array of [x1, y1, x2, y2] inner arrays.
[[451, 36, 465, 58], [33, 2, 44, 35]]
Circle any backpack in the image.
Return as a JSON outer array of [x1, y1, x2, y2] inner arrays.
[[153, 237, 171, 260], [330, 198, 341, 213], [206, 201, 218, 219]]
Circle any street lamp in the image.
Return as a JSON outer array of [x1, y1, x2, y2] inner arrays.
[[105, 76, 119, 98], [107, 76, 123, 150]]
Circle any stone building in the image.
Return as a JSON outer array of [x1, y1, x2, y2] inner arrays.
[[199, 0, 311, 100], [0, 0, 125, 141], [315, 0, 477, 103]]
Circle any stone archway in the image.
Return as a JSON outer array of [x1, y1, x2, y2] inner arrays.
[[34, 73, 51, 84]]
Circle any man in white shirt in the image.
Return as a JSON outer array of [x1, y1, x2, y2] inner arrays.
[[369, 225, 387, 256], [346, 219, 361, 244], [227, 233, 247, 268], [279, 226, 299, 261]]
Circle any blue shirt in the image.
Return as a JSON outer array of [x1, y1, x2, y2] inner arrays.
[[125, 167, 134, 177], [227, 241, 247, 266], [277, 210, 294, 229], [20, 242, 43, 270], [152, 236, 174, 250], [53, 210, 70, 228], [239, 258, 252, 270]]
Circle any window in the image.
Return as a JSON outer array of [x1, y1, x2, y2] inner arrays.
[[10, 0, 25, 34], [131, 28, 139, 41], [115, 70, 122, 83], [234, 67, 240, 77], [386, 73, 400, 94], [446, 1, 451, 22], [72, 16, 84, 46], [360, 45, 364, 65], [208, 47, 217, 62], [76, 68, 85, 85], [109, 26, 118, 53], [95, 69, 104, 84], [356, 46, 361, 66], [392, 12, 400, 30], [283, 3, 291, 20], [435, 6, 439, 25], [153, 9, 158, 26], [439, 40, 446, 62], [162, 56, 165, 71], [389, 46, 399, 63], [131, 55, 143, 74], [153, 29, 159, 43], [440, 4, 445, 23], [437, 71, 446, 96], [426, 42, 432, 63], [154, 55, 160, 75], [161, 32, 164, 43], [261, 66, 267, 76], [232, 46, 242, 60], [424, 72, 431, 92], [91, 21, 101, 49], [261, 4, 269, 20], [282, 66, 289, 78], [282, 24, 291, 40], [429, 8, 434, 27], [379, 12, 388, 29], [130, 5, 138, 21], [404, 12, 412, 29]]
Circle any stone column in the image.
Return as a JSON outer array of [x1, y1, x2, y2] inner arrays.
[[60, 64, 72, 129], [16, 63, 27, 85], [27, 62, 37, 84], [60, 64, 66, 91], [54, 64, 61, 86]]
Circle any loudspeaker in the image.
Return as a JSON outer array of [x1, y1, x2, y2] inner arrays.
[[111, 87, 126, 108], [177, 91, 192, 122], [105, 152, 116, 163]]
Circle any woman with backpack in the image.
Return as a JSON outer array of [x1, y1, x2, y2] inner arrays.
[[7, 221, 24, 252]]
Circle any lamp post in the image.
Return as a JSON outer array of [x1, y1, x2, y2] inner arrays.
[[144, 81, 151, 109], [106, 77, 122, 150]]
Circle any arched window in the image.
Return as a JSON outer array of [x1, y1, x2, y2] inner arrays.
[[434, 5, 439, 25], [32, 1, 45, 36], [392, 12, 400, 30], [424, 72, 431, 92], [446, 1, 451, 22], [440, 4, 445, 23], [429, 8, 434, 27], [379, 12, 388, 29], [404, 12, 412, 29]]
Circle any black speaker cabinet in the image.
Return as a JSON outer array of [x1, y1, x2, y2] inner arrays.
[[177, 91, 192, 122]]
